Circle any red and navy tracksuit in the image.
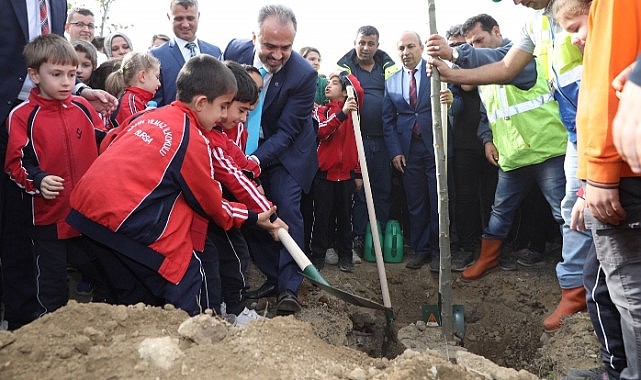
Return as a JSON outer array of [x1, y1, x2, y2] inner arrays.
[[310, 76, 363, 267], [110, 86, 154, 128], [67, 101, 258, 315], [4, 88, 105, 315], [203, 126, 270, 315]]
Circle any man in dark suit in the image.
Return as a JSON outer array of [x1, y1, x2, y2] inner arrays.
[[150, 0, 222, 106], [224, 4, 318, 314], [383, 31, 441, 271]]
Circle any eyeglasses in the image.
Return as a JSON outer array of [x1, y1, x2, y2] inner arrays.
[[449, 42, 465, 48], [69, 22, 95, 30]]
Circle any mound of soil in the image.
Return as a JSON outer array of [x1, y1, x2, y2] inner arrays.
[[0, 248, 601, 379]]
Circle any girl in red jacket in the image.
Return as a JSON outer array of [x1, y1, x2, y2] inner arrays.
[[107, 51, 160, 128], [310, 72, 364, 272]]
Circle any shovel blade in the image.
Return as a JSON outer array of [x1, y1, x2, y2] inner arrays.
[[302, 273, 389, 311]]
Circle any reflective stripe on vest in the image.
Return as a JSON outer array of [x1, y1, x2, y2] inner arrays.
[[487, 90, 554, 123]]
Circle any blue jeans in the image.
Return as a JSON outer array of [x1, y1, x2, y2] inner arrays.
[[352, 137, 391, 237], [585, 177, 641, 380], [485, 155, 565, 238], [558, 141, 593, 288]]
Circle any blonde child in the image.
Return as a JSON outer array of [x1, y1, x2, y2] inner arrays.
[[552, 0, 592, 51], [106, 52, 161, 127]]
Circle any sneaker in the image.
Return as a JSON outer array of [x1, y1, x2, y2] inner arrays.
[[451, 252, 474, 272], [75, 280, 94, 296], [325, 248, 339, 265], [514, 248, 545, 267], [499, 253, 518, 271], [338, 255, 354, 273], [234, 307, 265, 328], [428, 256, 440, 273], [561, 367, 607, 380], [352, 251, 362, 264]]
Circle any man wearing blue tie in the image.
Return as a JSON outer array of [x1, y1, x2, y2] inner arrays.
[[223, 4, 318, 314], [150, 0, 222, 106]]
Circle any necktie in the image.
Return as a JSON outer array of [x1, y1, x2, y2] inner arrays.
[[409, 69, 421, 138], [245, 67, 267, 155], [39, 0, 50, 35], [185, 42, 197, 58]]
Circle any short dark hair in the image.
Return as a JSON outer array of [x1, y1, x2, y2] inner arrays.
[[356, 25, 379, 39], [170, 0, 198, 10], [461, 14, 499, 35], [67, 7, 94, 23], [224, 60, 259, 105], [445, 24, 464, 40], [176, 55, 237, 103], [24, 34, 78, 70]]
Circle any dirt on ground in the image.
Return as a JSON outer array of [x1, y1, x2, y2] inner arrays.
[[0, 246, 601, 380]]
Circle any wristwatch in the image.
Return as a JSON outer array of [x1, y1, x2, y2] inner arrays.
[[76, 85, 90, 96], [451, 47, 459, 63]]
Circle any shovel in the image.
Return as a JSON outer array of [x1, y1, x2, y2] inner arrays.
[[277, 228, 395, 355]]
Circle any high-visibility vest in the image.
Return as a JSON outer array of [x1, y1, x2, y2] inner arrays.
[[479, 59, 567, 171], [527, 12, 583, 141]]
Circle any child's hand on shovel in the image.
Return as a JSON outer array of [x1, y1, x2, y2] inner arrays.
[[257, 206, 288, 241]]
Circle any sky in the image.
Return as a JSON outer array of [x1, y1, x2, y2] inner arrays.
[[71, 0, 535, 74]]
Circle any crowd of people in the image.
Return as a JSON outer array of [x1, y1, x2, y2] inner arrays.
[[0, 0, 640, 378]]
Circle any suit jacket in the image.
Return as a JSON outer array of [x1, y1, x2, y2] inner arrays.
[[1, 0, 67, 123], [382, 60, 433, 159], [150, 38, 222, 106], [223, 38, 319, 192]]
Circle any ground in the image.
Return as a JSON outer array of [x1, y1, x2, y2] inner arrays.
[[0, 247, 602, 379]]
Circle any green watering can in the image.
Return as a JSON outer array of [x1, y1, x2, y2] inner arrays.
[[383, 220, 404, 263], [363, 221, 383, 263]]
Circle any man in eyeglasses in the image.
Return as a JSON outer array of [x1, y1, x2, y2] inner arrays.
[[65, 8, 95, 42]]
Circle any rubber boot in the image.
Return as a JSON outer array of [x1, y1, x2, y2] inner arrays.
[[461, 237, 503, 281], [543, 286, 587, 332]]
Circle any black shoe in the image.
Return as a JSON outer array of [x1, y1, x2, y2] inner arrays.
[[428, 256, 440, 273], [275, 290, 301, 315], [406, 254, 430, 269], [514, 248, 545, 267], [245, 281, 277, 299], [451, 252, 474, 272], [338, 255, 354, 273]]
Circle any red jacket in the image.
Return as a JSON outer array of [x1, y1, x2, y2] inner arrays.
[[312, 75, 364, 181], [207, 126, 269, 212], [224, 121, 248, 152], [111, 86, 154, 128], [68, 101, 255, 284], [5, 88, 105, 239]]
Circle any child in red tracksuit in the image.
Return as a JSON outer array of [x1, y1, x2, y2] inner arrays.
[[4, 35, 106, 316], [203, 61, 271, 326], [106, 51, 161, 128], [310, 72, 364, 272]]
